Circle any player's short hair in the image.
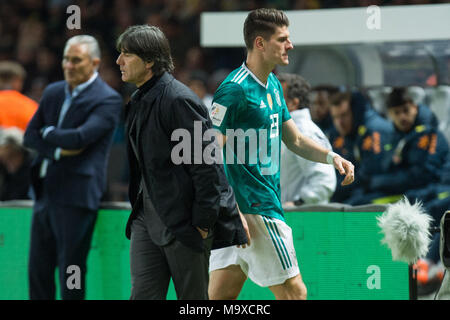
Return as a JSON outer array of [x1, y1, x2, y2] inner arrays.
[[387, 87, 414, 109], [0, 61, 26, 89], [243, 8, 289, 50], [278, 73, 311, 109], [116, 24, 174, 76], [64, 35, 101, 60]]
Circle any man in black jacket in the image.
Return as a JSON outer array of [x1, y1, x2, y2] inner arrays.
[[116, 25, 248, 300]]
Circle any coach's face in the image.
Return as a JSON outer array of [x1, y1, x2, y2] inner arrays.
[[264, 25, 293, 66], [116, 52, 153, 87], [62, 43, 99, 90]]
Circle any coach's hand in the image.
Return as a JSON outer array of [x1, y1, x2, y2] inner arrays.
[[61, 148, 84, 157], [237, 210, 251, 248], [196, 227, 209, 239]]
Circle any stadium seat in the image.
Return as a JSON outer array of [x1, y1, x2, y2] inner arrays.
[[407, 86, 426, 106], [428, 85, 450, 145], [367, 86, 392, 116]]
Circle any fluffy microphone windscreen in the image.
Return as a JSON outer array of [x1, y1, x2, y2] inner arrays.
[[377, 196, 433, 264]]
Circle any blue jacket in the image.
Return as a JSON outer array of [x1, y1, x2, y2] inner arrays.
[[368, 104, 448, 194], [24, 76, 122, 210], [329, 92, 392, 202]]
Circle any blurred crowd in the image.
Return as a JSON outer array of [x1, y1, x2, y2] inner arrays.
[[0, 0, 446, 102]]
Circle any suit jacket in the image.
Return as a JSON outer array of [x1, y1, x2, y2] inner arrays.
[[24, 76, 122, 210], [124, 72, 247, 252]]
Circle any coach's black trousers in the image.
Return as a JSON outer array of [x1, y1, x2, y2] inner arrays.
[[129, 212, 212, 300], [28, 199, 97, 300]]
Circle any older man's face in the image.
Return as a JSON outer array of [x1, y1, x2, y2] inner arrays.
[[116, 51, 153, 88], [62, 43, 99, 89]]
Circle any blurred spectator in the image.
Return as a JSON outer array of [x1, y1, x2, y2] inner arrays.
[[24, 35, 122, 300], [327, 91, 393, 203], [310, 85, 339, 135], [278, 73, 336, 206], [0, 127, 32, 201], [209, 68, 230, 89], [356, 87, 447, 204], [374, 87, 449, 295], [0, 61, 38, 131], [187, 70, 214, 111]]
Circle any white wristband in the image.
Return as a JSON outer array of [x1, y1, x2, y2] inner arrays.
[[326, 151, 338, 165]]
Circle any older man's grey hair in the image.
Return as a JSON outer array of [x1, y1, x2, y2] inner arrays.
[[64, 35, 101, 61]]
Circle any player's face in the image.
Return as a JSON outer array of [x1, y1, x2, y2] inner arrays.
[[62, 43, 99, 90], [388, 103, 418, 133], [330, 100, 353, 136], [116, 51, 153, 87], [265, 25, 293, 66]]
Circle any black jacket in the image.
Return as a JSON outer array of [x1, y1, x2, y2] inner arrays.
[[124, 72, 247, 252]]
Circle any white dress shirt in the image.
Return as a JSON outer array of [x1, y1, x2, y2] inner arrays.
[[281, 108, 337, 204]]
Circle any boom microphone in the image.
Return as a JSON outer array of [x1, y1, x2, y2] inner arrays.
[[377, 196, 433, 264]]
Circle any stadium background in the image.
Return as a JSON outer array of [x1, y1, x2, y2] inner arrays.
[[0, 0, 449, 300]]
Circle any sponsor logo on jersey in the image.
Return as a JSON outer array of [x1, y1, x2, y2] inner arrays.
[[259, 100, 267, 109]]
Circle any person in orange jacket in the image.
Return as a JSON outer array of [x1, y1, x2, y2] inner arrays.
[[0, 61, 38, 131]]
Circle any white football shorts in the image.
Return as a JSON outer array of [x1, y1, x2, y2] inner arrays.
[[209, 213, 300, 287]]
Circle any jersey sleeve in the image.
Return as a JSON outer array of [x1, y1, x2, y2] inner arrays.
[[211, 82, 246, 135]]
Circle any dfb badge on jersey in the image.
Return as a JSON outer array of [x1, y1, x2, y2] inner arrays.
[[267, 93, 273, 110]]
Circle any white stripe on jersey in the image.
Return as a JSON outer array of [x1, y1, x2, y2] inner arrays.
[[231, 68, 246, 82], [236, 72, 249, 84], [232, 69, 248, 84]]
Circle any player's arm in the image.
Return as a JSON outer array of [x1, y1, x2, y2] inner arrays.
[[282, 118, 355, 186]]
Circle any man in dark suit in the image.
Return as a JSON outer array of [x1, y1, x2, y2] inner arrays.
[[24, 35, 122, 300], [116, 25, 248, 300]]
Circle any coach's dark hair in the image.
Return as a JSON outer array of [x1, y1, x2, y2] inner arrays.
[[116, 24, 174, 75], [278, 73, 311, 109], [243, 8, 289, 50], [386, 87, 414, 109]]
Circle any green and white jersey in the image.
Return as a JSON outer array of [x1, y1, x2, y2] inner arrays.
[[211, 62, 291, 221]]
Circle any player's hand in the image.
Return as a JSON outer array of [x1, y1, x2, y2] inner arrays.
[[237, 211, 251, 248], [333, 155, 355, 186]]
